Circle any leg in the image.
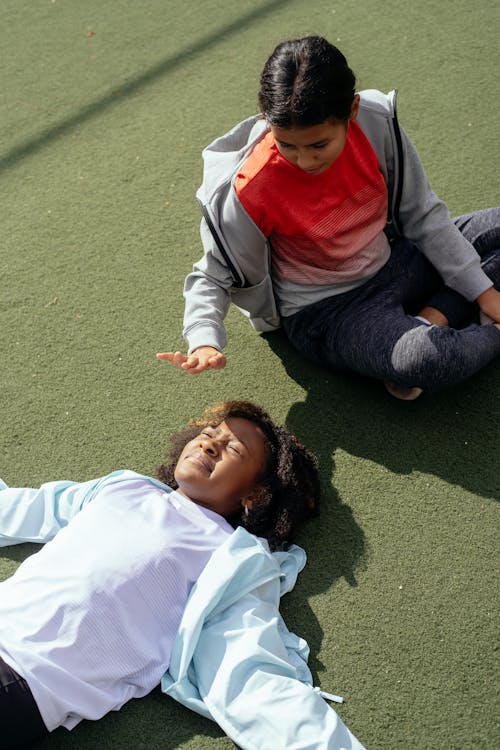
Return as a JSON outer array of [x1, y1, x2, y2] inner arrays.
[[455, 207, 500, 263], [282, 242, 500, 393], [324, 298, 500, 392], [0, 655, 49, 749], [282, 238, 436, 369], [422, 207, 500, 326], [385, 322, 500, 391]]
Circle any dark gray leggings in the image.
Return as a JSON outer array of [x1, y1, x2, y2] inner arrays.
[[282, 208, 500, 392], [0, 655, 48, 749]]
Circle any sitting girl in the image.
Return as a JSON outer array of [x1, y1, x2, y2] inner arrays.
[[0, 401, 365, 749], [158, 35, 500, 399]]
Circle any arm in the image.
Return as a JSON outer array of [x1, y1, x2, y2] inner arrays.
[[164, 527, 365, 749], [194, 590, 366, 750], [0, 477, 97, 546], [395, 123, 493, 303], [156, 218, 233, 374]]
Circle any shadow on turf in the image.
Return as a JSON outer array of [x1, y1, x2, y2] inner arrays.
[[260, 329, 499, 678], [263, 330, 500, 501], [0, 0, 291, 172]]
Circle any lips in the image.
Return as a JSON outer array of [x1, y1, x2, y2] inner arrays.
[[185, 453, 214, 474]]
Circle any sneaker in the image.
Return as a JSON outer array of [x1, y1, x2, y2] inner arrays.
[[384, 381, 424, 401]]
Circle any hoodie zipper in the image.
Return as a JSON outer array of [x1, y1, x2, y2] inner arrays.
[[201, 205, 245, 288], [391, 90, 404, 235]]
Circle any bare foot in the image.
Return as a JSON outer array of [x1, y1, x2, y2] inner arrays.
[[417, 306, 449, 326]]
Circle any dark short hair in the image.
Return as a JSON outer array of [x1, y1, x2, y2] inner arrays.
[[258, 35, 356, 127], [157, 401, 320, 550]]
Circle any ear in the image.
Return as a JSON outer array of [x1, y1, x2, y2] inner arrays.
[[240, 485, 265, 512], [349, 94, 360, 121]]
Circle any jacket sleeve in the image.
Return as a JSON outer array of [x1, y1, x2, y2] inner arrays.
[[0, 477, 99, 546], [182, 218, 234, 353], [193, 585, 366, 750], [395, 124, 492, 301], [162, 530, 365, 749]]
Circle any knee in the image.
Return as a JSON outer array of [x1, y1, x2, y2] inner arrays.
[[456, 207, 500, 252], [390, 324, 455, 386]]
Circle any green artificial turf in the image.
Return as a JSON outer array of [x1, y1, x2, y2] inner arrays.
[[1, 1, 499, 748]]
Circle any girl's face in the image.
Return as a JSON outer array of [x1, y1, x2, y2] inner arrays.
[[270, 96, 360, 175], [174, 417, 268, 517]]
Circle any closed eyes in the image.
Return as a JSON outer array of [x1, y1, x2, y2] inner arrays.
[[200, 431, 244, 456], [278, 141, 330, 150]]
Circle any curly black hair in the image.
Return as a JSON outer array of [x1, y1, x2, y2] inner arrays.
[[156, 401, 320, 551]]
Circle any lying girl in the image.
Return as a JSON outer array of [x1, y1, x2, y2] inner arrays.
[[0, 400, 365, 750]]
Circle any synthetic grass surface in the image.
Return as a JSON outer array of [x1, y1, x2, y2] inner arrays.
[[0, 1, 498, 749]]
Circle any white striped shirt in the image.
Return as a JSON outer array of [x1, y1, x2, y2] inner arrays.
[[0, 477, 232, 730]]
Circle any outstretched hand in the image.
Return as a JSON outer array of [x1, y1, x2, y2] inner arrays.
[[156, 346, 227, 375]]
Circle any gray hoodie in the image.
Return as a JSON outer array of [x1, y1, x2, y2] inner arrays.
[[183, 89, 491, 353]]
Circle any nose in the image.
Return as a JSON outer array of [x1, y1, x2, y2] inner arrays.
[[200, 435, 219, 456], [296, 150, 318, 171]]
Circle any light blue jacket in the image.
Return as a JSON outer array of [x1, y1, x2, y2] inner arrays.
[[0, 472, 365, 749]]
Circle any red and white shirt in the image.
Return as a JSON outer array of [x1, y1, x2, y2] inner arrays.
[[235, 121, 390, 315]]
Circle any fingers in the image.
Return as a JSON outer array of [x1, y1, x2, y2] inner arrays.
[[156, 350, 227, 374], [207, 353, 227, 370], [156, 351, 188, 369], [181, 352, 227, 374]]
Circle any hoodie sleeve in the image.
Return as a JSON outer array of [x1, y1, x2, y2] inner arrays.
[[395, 123, 492, 301], [182, 217, 234, 353]]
